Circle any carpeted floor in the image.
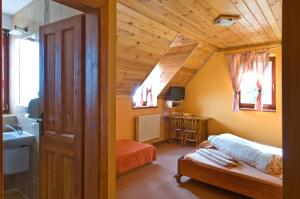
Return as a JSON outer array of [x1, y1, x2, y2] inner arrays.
[[117, 142, 249, 199]]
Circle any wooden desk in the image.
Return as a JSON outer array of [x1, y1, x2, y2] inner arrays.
[[166, 116, 210, 145]]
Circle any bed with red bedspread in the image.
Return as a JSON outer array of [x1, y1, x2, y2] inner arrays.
[[116, 140, 157, 175]]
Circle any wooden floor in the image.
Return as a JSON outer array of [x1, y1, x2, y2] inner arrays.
[[117, 142, 249, 199], [4, 189, 27, 199]]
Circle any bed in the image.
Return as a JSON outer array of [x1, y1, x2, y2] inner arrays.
[[116, 140, 156, 175], [175, 138, 283, 199]]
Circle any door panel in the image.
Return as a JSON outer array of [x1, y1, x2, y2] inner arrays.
[[40, 15, 85, 199]]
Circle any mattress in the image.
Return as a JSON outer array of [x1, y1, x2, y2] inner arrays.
[[116, 140, 156, 175]]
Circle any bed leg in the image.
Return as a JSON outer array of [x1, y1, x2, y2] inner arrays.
[[176, 156, 184, 183], [175, 174, 182, 183]]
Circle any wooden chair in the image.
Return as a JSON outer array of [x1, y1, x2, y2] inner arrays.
[[169, 116, 184, 144], [183, 117, 200, 145]]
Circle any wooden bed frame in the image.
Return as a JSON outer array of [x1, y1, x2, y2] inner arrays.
[[175, 154, 283, 199]]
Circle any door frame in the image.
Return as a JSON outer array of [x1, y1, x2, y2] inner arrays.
[[0, 0, 116, 199], [282, 1, 300, 198]]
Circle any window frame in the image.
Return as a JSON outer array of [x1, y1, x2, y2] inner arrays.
[[239, 56, 276, 111], [132, 90, 158, 109], [2, 30, 9, 114]]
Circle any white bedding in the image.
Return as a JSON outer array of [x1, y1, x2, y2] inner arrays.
[[208, 133, 282, 175]]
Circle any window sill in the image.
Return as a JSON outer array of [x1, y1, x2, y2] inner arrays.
[[239, 108, 276, 112], [133, 106, 158, 110]]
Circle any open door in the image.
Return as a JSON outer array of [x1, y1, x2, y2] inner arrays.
[[39, 15, 85, 198]]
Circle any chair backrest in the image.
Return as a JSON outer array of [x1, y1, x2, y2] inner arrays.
[[170, 116, 183, 130], [183, 117, 199, 132]]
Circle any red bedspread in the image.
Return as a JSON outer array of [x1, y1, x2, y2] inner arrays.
[[116, 140, 157, 175]]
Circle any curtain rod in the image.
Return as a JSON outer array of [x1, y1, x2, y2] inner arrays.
[[216, 42, 282, 55]]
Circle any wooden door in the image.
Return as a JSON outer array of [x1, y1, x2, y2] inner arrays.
[[39, 15, 85, 199]]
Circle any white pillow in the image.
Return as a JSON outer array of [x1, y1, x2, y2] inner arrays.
[[208, 133, 282, 175]]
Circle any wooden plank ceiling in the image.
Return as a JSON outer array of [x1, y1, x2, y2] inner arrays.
[[116, 0, 282, 97], [142, 34, 199, 96]]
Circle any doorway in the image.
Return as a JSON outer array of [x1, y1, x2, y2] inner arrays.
[[2, 1, 84, 198], [0, 0, 116, 198]]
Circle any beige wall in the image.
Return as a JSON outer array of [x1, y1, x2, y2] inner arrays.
[[116, 98, 170, 142], [2, 13, 11, 29], [178, 47, 282, 147]]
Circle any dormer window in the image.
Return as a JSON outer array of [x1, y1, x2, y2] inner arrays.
[[133, 67, 161, 108]]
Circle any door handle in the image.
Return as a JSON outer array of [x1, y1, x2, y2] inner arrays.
[[37, 112, 44, 136]]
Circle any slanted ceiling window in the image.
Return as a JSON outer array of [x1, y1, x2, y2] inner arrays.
[[228, 50, 276, 112], [133, 67, 162, 108]]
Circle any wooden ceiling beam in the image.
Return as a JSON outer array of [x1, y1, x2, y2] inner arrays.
[[218, 42, 282, 53]]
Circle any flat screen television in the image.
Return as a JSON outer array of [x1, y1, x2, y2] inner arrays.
[[166, 87, 185, 101]]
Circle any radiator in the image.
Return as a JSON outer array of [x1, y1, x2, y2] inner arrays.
[[136, 114, 161, 142]]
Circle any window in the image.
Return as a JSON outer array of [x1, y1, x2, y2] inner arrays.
[[133, 66, 162, 108], [2, 30, 9, 113], [19, 37, 39, 106], [239, 57, 276, 111]]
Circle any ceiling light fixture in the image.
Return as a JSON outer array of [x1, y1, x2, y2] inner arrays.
[[214, 15, 241, 27]]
